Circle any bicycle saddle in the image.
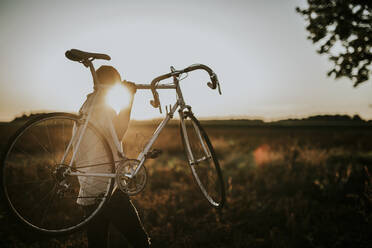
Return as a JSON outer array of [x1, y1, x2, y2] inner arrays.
[[65, 49, 111, 62]]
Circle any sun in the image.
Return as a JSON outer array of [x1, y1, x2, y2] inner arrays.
[[106, 83, 131, 114]]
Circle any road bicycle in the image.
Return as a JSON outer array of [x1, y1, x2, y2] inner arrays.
[[1, 49, 225, 235]]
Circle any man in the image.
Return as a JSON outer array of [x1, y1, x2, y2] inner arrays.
[[75, 65, 151, 248]]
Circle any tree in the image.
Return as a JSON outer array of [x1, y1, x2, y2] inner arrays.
[[296, 0, 371, 87]]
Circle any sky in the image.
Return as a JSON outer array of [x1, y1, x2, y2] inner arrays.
[[0, 0, 371, 121]]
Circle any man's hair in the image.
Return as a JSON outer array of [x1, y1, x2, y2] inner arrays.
[[96, 65, 121, 85]]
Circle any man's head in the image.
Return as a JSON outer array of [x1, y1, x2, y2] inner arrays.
[[96, 65, 121, 85]]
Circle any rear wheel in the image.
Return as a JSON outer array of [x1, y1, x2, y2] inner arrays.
[[1, 113, 115, 235], [180, 112, 225, 208]]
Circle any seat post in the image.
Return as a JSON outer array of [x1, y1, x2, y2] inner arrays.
[[84, 60, 100, 88]]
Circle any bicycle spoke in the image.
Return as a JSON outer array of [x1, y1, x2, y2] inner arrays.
[[45, 121, 57, 165], [14, 146, 33, 160], [7, 179, 53, 186], [40, 185, 57, 226], [3, 114, 115, 233], [29, 129, 53, 159], [9, 179, 53, 202], [27, 184, 57, 216], [62, 120, 68, 156]]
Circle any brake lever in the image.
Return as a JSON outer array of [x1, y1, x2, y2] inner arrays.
[[217, 81, 222, 95], [150, 90, 163, 114], [207, 82, 215, 89], [150, 100, 162, 114], [208, 73, 221, 95]]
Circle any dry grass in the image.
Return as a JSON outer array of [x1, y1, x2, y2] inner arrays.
[[1, 121, 372, 247]]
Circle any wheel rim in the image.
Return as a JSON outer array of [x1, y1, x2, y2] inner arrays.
[[2, 115, 114, 233], [183, 117, 224, 208]]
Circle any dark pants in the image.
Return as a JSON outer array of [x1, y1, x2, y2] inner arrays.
[[84, 190, 150, 248]]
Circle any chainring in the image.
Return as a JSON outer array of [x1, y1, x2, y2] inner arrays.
[[116, 159, 147, 196]]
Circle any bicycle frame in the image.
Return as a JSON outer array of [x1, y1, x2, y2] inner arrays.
[[1, 50, 224, 234], [61, 71, 195, 180]]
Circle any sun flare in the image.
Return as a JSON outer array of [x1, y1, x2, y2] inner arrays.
[[106, 83, 131, 114]]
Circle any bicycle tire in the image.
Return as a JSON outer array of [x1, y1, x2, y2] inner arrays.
[[0, 112, 115, 235], [180, 112, 225, 208]]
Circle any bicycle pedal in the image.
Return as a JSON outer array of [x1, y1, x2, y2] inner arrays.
[[146, 149, 162, 159]]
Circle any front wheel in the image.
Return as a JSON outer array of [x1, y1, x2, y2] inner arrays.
[[0, 113, 115, 235], [180, 112, 225, 208]]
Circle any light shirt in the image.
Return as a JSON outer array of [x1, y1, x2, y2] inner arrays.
[[74, 90, 122, 206]]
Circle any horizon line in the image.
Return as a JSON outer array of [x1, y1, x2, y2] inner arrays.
[[2, 111, 370, 123]]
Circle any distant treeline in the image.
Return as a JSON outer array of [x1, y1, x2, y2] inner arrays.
[[266, 114, 370, 127], [8, 113, 372, 127]]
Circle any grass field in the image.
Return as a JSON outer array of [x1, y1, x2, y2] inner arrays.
[[0, 119, 372, 247]]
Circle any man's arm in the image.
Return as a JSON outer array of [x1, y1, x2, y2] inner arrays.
[[113, 80, 137, 141]]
